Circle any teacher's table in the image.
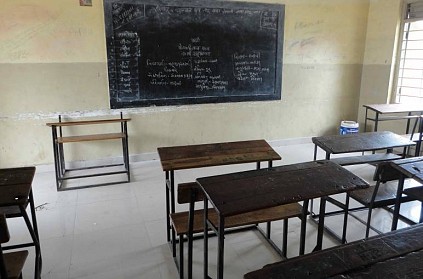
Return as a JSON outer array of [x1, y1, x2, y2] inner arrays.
[[193, 160, 368, 279], [157, 140, 281, 255], [244, 223, 423, 279]]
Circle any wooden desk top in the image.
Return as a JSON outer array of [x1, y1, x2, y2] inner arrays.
[[0, 167, 35, 206], [390, 156, 423, 183], [244, 223, 423, 279], [363, 103, 423, 114], [197, 160, 368, 217], [0, 167, 35, 186], [157, 140, 281, 171], [312, 131, 415, 154]]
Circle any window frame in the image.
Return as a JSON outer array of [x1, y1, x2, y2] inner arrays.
[[391, 0, 423, 104]]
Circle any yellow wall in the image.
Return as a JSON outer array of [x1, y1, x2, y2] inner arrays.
[[357, 0, 403, 132], [0, 0, 389, 167]]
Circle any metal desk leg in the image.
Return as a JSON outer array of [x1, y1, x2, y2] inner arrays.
[[314, 197, 327, 251], [419, 203, 423, 223], [391, 174, 406, 231], [299, 199, 309, 255], [203, 199, 209, 279], [415, 116, 423, 156], [165, 171, 171, 242], [310, 147, 318, 217], [0, 245, 7, 278], [50, 127, 61, 190], [341, 193, 350, 244], [20, 204, 41, 279], [217, 215, 225, 279], [364, 107, 368, 132], [29, 190, 42, 279], [374, 112, 379, 132], [188, 187, 197, 279]]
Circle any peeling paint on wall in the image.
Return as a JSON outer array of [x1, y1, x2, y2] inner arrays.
[[1, 101, 276, 121]]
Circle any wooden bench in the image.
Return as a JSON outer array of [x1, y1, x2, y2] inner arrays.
[[170, 182, 303, 279], [0, 214, 29, 279], [46, 113, 131, 191]]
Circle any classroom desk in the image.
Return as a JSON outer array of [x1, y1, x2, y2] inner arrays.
[[390, 156, 423, 231], [311, 131, 415, 242], [0, 167, 41, 279], [46, 114, 130, 191], [363, 103, 423, 132], [192, 160, 368, 279], [244, 223, 423, 279], [312, 131, 415, 164], [157, 140, 281, 258]]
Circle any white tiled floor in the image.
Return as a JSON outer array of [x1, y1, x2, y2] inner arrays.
[[7, 141, 422, 279]]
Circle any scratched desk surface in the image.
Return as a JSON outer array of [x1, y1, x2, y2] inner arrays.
[[244, 223, 423, 279], [390, 156, 423, 182], [0, 167, 36, 186], [197, 160, 368, 217], [0, 167, 36, 206], [312, 131, 415, 154], [157, 139, 281, 171]]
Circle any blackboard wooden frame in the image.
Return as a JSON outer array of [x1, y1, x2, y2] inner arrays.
[[104, 0, 284, 108]]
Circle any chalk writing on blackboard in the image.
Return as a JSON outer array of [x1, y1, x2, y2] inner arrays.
[[112, 3, 145, 30], [112, 31, 140, 101], [103, 0, 285, 108]]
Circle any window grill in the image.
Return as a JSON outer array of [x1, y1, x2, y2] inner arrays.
[[396, 1, 423, 104]]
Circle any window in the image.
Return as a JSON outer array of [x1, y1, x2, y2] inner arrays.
[[395, 1, 423, 104]]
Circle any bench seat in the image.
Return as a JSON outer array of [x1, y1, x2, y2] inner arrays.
[[170, 203, 303, 236], [170, 182, 304, 279], [330, 153, 401, 166]]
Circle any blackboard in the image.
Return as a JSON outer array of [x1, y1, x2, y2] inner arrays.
[[104, 0, 284, 108]]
